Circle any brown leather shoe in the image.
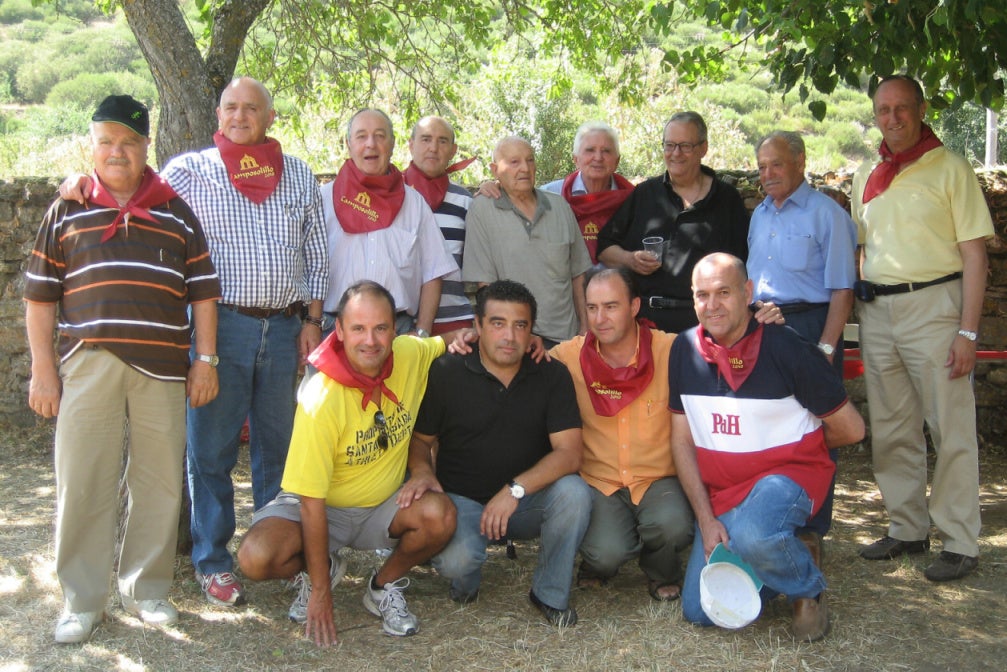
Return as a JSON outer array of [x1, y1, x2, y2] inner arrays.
[[798, 531, 823, 568], [792, 593, 829, 642]]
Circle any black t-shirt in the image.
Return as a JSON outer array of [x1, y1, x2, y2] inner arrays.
[[597, 167, 750, 332], [414, 348, 582, 504]]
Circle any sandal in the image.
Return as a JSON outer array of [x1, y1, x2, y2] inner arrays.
[[576, 567, 608, 589], [648, 581, 681, 602]]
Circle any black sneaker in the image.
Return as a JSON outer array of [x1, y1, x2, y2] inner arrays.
[[924, 551, 978, 582], [529, 590, 577, 627], [859, 535, 930, 560]]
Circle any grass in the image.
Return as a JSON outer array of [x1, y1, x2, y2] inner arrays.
[[1, 424, 1005, 671]]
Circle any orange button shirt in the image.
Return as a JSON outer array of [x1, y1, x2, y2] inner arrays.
[[551, 329, 676, 504]]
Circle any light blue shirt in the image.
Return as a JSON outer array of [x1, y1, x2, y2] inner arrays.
[[541, 171, 618, 196], [747, 180, 857, 304]]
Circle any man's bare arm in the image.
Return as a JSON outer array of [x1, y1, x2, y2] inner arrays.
[[25, 301, 61, 418], [821, 400, 865, 449]]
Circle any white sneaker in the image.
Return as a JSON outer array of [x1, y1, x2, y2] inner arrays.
[[288, 553, 348, 623], [123, 597, 178, 626], [362, 571, 418, 636], [54, 610, 103, 644]]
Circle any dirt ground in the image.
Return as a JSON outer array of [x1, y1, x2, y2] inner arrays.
[[1, 424, 1005, 672]]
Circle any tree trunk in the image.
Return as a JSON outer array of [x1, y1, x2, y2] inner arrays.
[[120, 0, 271, 166]]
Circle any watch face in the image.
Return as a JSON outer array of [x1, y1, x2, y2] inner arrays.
[[510, 483, 525, 499]]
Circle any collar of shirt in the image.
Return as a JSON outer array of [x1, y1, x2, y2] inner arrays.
[[757, 178, 812, 213], [493, 187, 552, 227]]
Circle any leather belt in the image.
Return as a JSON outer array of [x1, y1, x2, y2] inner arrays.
[[647, 296, 692, 309], [871, 272, 961, 296], [220, 301, 303, 319], [778, 301, 829, 315]]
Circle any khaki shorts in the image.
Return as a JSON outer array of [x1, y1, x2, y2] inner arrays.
[[251, 489, 401, 551]]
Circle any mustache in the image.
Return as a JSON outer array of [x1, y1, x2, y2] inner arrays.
[[105, 158, 131, 166]]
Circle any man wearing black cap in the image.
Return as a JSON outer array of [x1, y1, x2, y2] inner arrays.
[[25, 95, 222, 643]]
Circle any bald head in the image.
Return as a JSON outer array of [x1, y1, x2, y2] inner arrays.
[[217, 77, 275, 145], [408, 116, 458, 178], [490, 136, 536, 197]]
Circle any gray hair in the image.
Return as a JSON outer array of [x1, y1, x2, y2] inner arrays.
[[346, 108, 394, 142], [572, 121, 620, 157], [756, 130, 805, 158], [664, 111, 708, 143]]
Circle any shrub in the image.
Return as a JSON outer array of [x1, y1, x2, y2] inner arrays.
[[45, 71, 156, 109], [0, 0, 43, 24], [15, 53, 67, 104]]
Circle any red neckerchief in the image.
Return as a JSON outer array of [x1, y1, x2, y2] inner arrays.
[[213, 131, 284, 204], [695, 321, 763, 392], [562, 171, 634, 263], [332, 159, 407, 233], [862, 124, 943, 203], [308, 330, 398, 410], [88, 167, 178, 243], [403, 157, 477, 210], [579, 319, 656, 416]]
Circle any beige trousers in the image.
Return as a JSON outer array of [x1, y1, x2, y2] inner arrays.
[[858, 279, 981, 557], [54, 347, 186, 612]]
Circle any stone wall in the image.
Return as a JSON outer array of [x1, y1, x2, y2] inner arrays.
[[0, 178, 58, 427], [2, 173, 1006, 447]]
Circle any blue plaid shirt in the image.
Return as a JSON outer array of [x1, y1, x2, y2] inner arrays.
[[162, 147, 328, 308]]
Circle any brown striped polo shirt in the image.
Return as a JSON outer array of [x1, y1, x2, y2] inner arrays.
[[24, 196, 221, 381]]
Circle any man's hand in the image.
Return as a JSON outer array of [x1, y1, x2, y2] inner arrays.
[[446, 327, 478, 355], [58, 174, 92, 205], [698, 518, 730, 561], [28, 367, 61, 418], [526, 334, 551, 363], [299, 323, 322, 364], [627, 249, 662, 275], [946, 333, 978, 379], [397, 471, 444, 508], [480, 487, 519, 540], [304, 586, 338, 647], [186, 361, 219, 408], [477, 180, 502, 199], [752, 300, 785, 325]]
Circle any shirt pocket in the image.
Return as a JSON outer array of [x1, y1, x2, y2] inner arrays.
[[781, 233, 813, 272], [264, 202, 307, 249], [372, 224, 419, 269], [535, 241, 570, 280]]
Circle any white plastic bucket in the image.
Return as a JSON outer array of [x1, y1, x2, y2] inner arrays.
[[699, 561, 762, 629]]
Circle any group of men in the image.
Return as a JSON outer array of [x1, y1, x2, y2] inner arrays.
[[25, 72, 991, 647]]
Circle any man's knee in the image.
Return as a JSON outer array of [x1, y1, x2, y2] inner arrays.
[[395, 491, 457, 547], [431, 534, 485, 579], [579, 532, 632, 577], [546, 475, 592, 520], [236, 517, 301, 580]]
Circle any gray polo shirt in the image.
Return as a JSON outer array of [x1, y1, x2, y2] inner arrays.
[[462, 189, 592, 341]]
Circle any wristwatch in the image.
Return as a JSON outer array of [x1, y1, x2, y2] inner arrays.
[[303, 315, 323, 328], [416, 328, 430, 338], [195, 353, 219, 367], [509, 480, 525, 500], [817, 342, 835, 356], [957, 329, 978, 342]]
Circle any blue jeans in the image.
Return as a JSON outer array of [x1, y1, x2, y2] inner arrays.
[[783, 308, 842, 538], [681, 475, 825, 626], [432, 475, 591, 609], [186, 307, 301, 575]]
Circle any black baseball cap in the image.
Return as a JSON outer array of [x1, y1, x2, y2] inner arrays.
[[92, 95, 150, 137]]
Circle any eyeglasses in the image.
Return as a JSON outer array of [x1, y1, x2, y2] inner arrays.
[[373, 410, 389, 451], [662, 140, 706, 155]]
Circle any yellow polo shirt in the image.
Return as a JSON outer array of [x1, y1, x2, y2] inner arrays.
[[852, 146, 993, 285]]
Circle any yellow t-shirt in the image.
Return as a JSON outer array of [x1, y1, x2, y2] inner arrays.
[[852, 146, 994, 285], [281, 335, 445, 508]]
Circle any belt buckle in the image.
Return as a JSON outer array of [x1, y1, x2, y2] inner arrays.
[[648, 296, 661, 309]]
